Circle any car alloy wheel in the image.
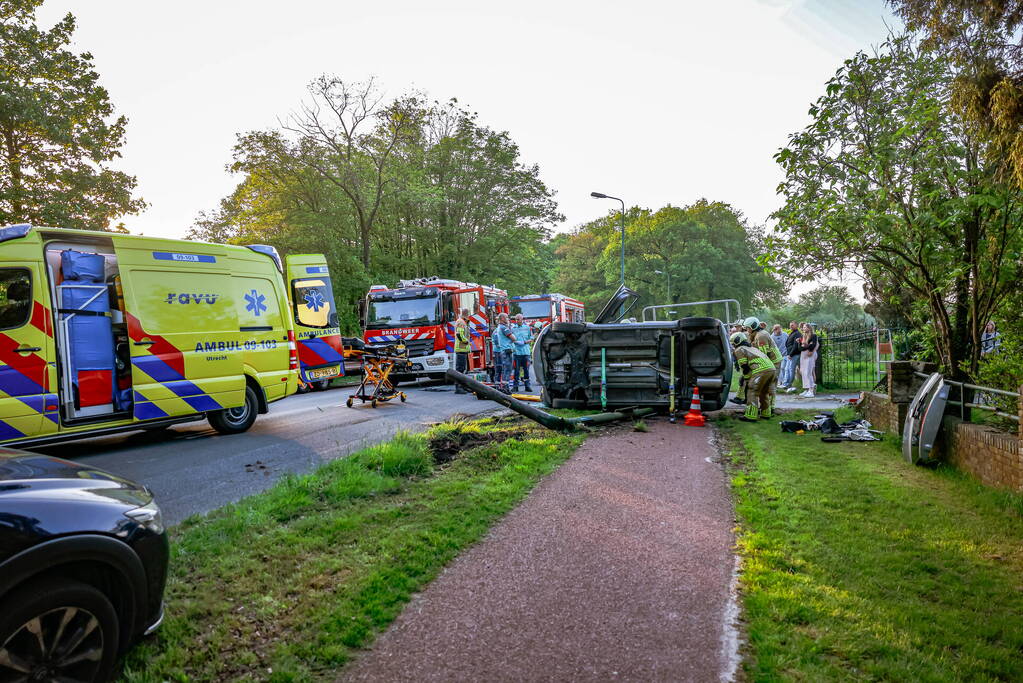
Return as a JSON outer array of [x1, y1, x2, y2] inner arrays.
[[0, 605, 107, 681]]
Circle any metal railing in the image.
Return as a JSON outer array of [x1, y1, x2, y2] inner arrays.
[[642, 298, 742, 323], [912, 371, 1020, 423]]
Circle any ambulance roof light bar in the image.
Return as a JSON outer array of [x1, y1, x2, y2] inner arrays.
[[244, 244, 283, 273]]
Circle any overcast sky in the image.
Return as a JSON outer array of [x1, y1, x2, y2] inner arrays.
[[39, 0, 896, 295]]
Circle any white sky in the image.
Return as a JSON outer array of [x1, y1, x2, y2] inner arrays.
[[39, 0, 897, 298]]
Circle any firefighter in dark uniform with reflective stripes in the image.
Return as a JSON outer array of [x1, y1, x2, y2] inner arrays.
[[731, 332, 777, 421]]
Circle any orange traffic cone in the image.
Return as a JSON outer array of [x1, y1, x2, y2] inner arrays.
[[684, 387, 706, 427]]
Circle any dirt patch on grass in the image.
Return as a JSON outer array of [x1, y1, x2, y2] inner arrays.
[[428, 426, 522, 464]]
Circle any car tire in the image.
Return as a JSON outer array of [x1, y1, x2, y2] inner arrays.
[[208, 385, 259, 434], [551, 398, 587, 409], [550, 322, 587, 334], [0, 578, 119, 682]]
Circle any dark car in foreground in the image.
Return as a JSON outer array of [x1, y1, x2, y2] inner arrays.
[[533, 286, 733, 411], [0, 448, 168, 681]]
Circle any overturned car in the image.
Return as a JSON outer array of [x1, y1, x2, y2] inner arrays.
[[532, 286, 733, 412]]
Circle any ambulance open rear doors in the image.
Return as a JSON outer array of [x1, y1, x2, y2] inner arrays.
[[285, 255, 343, 389]]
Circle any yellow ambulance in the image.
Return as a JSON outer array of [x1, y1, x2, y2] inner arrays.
[[0, 224, 324, 446]]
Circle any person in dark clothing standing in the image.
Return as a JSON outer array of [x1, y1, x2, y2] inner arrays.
[[782, 321, 801, 391]]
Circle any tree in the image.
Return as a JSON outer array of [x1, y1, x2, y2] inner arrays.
[[192, 86, 562, 330], [551, 200, 782, 318], [888, 1, 1023, 187], [770, 37, 1023, 378], [0, 0, 144, 230], [282, 77, 425, 269], [792, 286, 867, 326]]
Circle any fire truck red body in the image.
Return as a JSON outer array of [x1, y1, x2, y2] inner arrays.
[[509, 293, 586, 331], [362, 277, 509, 377]]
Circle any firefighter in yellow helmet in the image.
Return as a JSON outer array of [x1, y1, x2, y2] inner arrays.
[[730, 332, 777, 421]]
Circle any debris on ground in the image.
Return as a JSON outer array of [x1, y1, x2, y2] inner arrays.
[[780, 413, 883, 442]]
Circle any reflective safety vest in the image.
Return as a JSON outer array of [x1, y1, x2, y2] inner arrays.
[[752, 329, 783, 365], [733, 345, 775, 375]]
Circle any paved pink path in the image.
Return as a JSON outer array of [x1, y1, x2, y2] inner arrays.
[[342, 420, 737, 682]]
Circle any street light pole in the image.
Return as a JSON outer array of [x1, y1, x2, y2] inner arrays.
[[590, 191, 626, 288]]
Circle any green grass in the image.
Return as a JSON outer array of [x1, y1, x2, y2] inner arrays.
[[120, 417, 583, 681], [724, 410, 1023, 681]]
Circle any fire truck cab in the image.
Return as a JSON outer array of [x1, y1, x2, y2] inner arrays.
[[362, 277, 509, 379], [510, 293, 585, 331]]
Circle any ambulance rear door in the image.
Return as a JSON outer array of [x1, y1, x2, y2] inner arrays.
[[285, 255, 343, 384], [115, 243, 244, 422]]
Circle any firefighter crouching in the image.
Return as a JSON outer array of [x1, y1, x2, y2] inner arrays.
[[730, 316, 782, 405], [730, 332, 777, 422]]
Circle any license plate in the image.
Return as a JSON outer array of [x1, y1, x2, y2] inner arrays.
[[308, 366, 340, 380]]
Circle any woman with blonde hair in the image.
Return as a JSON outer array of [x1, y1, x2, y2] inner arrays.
[[798, 322, 818, 398]]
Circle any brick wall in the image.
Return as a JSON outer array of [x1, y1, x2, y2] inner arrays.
[[944, 418, 1023, 491], [858, 391, 906, 435]]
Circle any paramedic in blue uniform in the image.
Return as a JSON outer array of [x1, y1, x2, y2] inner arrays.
[[509, 313, 533, 393]]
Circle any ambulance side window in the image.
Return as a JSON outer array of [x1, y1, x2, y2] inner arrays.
[[0, 269, 32, 331]]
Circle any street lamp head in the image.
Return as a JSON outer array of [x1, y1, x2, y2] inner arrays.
[[590, 191, 608, 199], [654, 270, 664, 275]]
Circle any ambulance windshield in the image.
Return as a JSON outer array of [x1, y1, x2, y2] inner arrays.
[[510, 299, 550, 319], [366, 288, 440, 329], [292, 277, 338, 329]]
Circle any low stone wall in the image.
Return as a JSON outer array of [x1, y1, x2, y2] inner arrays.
[[944, 418, 1023, 491], [856, 361, 1023, 493]]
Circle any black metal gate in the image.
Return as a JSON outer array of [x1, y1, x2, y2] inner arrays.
[[818, 326, 907, 391]]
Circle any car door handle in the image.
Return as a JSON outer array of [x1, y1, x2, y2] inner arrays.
[[14, 346, 41, 354], [134, 340, 155, 346]]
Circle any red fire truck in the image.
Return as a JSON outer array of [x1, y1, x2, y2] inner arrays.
[[510, 293, 585, 331], [362, 277, 509, 379]]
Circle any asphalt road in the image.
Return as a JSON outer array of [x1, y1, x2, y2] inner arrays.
[[31, 381, 500, 525]]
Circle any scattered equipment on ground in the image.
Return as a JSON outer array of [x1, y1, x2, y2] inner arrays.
[[780, 413, 882, 442], [347, 342, 411, 408]]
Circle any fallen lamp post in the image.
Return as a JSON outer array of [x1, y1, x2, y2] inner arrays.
[[445, 369, 655, 431]]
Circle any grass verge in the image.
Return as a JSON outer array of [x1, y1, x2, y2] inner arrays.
[[724, 409, 1023, 681], [120, 416, 583, 681]]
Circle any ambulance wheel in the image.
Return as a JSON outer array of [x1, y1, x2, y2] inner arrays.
[[311, 379, 331, 391], [209, 386, 258, 434], [346, 396, 354, 408]]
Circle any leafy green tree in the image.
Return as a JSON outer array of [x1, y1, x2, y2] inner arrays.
[[0, 0, 144, 230], [770, 37, 1023, 378], [792, 286, 868, 326], [193, 87, 562, 328], [889, 1, 1023, 187], [552, 200, 782, 319]]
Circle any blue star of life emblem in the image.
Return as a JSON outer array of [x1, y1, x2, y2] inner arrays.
[[245, 289, 267, 317], [304, 289, 325, 312]]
